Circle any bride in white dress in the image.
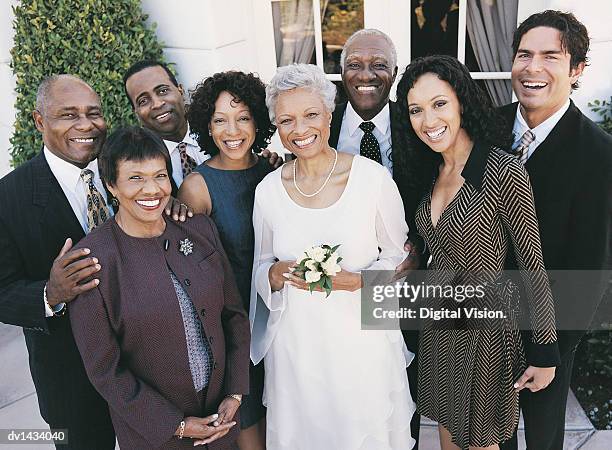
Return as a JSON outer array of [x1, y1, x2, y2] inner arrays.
[[250, 64, 416, 450]]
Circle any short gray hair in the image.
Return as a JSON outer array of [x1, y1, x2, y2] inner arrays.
[[35, 74, 91, 114], [265, 64, 336, 123], [340, 29, 397, 71]]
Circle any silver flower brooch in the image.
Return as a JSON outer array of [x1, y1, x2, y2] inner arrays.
[[179, 238, 194, 256]]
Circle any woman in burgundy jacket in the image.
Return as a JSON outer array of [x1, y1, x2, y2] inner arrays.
[[69, 126, 250, 449]]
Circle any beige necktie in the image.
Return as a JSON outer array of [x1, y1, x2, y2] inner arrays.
[[80, 169, 110, 232], [178, 142, 197, 176], [514, 130, 535, 165]]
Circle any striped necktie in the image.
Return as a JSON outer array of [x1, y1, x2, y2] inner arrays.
[[80, 169, 110, 232], [514, 130, 535, 165]]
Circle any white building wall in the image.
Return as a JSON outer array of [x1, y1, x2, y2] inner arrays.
[[1, 0, 611, 173], [141, 0, 258, 92], [0, 0, 19, 177]]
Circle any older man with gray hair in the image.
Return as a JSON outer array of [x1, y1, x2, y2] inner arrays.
[[0, 74, 116, 449], [0, 74, 191, 449], [330, 28, 423, 448]]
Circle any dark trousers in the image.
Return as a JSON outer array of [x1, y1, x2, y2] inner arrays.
[[24, 324, 115, 450], [500, 349, 576, 450], [404, 330, 420, 449], [408, 351, 420, 449], [48, 420, 115, 450]]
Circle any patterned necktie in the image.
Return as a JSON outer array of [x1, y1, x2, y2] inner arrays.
[[80, 169, 110, 232], [359, 121, 382, 164], [178, 142, 197, 176], [513, 130, 535, 165]]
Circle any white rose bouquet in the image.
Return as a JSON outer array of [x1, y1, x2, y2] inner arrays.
[[292, 244, 342, 297]]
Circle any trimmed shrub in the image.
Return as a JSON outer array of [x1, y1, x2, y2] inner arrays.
[[589, 97, 612, 134], [10, 0, 169, 166]]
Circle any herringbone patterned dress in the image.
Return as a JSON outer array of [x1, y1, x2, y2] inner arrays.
[[415, 145, 558, 449]]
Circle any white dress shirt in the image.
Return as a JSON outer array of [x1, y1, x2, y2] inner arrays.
[[513, 99, 570, 161], [163, 125, 210, 187], [44, 147, 110, 233], [44, 147, 112, 316], [337, 102, 393, 174]]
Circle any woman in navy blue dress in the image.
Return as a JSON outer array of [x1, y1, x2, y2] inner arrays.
[[178, 71, 277, 450]]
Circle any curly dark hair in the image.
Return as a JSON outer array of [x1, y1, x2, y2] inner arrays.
[[394, 55, 513, 197], [512, 10, 589, 90], [187, 71, 276, 156]]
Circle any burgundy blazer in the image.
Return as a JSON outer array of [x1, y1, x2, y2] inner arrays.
[[69, 214, 250, 449]]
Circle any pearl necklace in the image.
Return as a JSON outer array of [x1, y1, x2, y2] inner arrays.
[[293, 148, 338, 198]]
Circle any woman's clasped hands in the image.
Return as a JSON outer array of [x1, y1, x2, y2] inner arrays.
[[269, 260, 362, 293], [176, 414, 234, 445]]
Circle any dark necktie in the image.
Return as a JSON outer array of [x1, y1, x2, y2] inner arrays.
[[359, 121, 382, 164], [513, 130, 535, 165], [80, 169, 110, 232], [178, 142, 197, 176]]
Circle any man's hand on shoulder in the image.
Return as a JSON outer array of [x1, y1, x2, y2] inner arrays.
[[46, 238, 101, 306], [165, 197, 194, 222], [260, 149, 284, 169]]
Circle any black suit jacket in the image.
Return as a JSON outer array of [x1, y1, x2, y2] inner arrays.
[[330, 101, 425, 255], [500, 101, 612, 357], [0, 151, 109, 426]]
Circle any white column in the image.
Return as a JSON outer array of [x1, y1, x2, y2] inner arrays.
[[140, 0, 257, 93], [0, 0, 19, 176]]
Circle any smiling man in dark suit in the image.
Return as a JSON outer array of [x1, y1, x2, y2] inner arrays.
[[0, 75, 116, 449], [329, 28, 422, 448], [499, 11, 612, 450]]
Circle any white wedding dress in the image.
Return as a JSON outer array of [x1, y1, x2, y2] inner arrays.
[[251, 155, 416, 450]]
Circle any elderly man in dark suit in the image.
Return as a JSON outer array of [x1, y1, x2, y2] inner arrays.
[[499, 11, 612, 450], [329, 28, 423, 448], [0, 75, 189, 449], [0, 75, 115, 449]]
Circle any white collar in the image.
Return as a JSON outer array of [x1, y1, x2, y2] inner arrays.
[[163, 125, 199, 153], [344, 102, 390, 137], [514, 99, 570, 145], [44, 146, 100, 191]]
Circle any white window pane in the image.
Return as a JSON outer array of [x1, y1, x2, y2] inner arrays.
[[466, 0, 518, 105], [272, 0, 316, 66], [321, 0, 364, 74]]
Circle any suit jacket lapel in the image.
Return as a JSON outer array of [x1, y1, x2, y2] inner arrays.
[[525, 101, 579, 167], [329, 102, 347, 149], [524, 102, 580, 199], [389, 101, 402, 173], [31, 152, 85, 254], [499, 102, 518, 133]]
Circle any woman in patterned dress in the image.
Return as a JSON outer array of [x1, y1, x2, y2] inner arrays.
[[178, 71, 277, 450], [395, 55, 560, 449]]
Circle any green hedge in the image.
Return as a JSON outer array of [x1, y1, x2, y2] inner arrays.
[[589, 97, 612, 134], [10, 0, 169, 166]]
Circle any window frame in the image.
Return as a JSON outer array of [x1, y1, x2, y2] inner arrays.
[[260, 0, 518, 83], [454, 0, 512, 81]]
